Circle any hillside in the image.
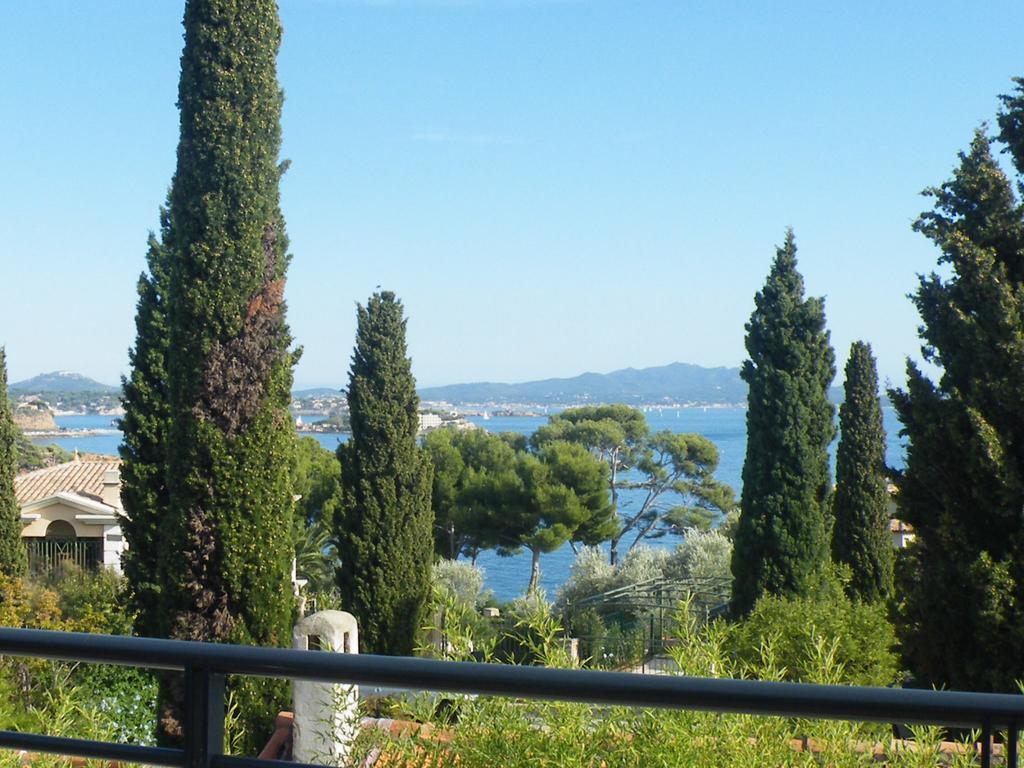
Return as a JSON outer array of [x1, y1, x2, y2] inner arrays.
[[418, 362, 747, 405], [10, 371, 119, 394]]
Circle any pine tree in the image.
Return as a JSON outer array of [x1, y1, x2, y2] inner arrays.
[[731, 230, 836, 616], [832, 341, 892, 602], [336, 291, 434, 656], [120, 215, 171, 639], [0, 348, 27, 578], [890, 79, 1024, 691], [153, 0, 297, 746]]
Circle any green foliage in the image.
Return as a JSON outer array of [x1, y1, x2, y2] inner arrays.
[[136, 0, 299, 747], [13, 432, 72, 472], [432, 559, 491, 608], [832, 341, 893, 602], [292, 437, 342, 596], [727, 586, 899, 687], [0, 349, 27, 577], [535, 405, 735, 565], [47, 569, 159, 745], [665, 528, 733, 588], [732, 230, 836, 616], [423, 428, 523, 561], [120, 222, 171, 638], [293, 436, 342, 528], [336, 291, 434, 656], [508, 441, 617, 593], [0, 666, 115, 761], [346, 596, 962, 768], [423, 425, 616, 592], [44, 565, 134, 636], [890, 82, 1024, 692], [0, 570, 159, 747], [557, 539, 732, 668]]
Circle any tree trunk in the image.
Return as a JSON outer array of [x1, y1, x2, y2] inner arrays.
[[609, 536, 620, 567], [527, 549, 542, 595]]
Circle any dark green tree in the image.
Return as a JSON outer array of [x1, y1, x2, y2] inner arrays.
[[423, 428, 521, 562], [119, 219, 171, 638], [150, 0, 298, 746], [731, 230, 836, 616], [533, 407, 647, 563], [336, 292, 434, 656], [832, 341, 892, 603], [0, 349, 27, 578], [890, 80, 1024, 691], [512, 440, 616, 594]]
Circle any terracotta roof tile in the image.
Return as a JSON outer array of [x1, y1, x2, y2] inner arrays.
[[15, 460, 121, 507]]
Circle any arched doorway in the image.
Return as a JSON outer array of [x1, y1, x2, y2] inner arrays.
[[27, 519, 102, 578]]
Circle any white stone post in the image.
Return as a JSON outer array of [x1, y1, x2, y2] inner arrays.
[[292, 611, 360, 765]]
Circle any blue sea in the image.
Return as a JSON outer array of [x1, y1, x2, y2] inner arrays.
[[36, 408, 906, 603]]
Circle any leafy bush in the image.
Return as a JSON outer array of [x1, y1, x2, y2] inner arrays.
[[664, 527, 732, 585], [555, 546, 615, 609], [432, 559, 491, 608], [0, 570, 159, 746], [42, 565, 133, 635], [727, 588, 899, 686]]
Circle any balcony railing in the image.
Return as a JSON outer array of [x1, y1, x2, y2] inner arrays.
[[0, 627, 1021, 768], [25, 538, 103, 578]]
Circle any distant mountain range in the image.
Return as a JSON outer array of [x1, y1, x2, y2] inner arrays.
[[418, 362, 748, 406], [10, 371, 119, 394], [9, 366, 856, 408]]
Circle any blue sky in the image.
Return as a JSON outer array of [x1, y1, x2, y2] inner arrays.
[[1, 1, 1022, 390]]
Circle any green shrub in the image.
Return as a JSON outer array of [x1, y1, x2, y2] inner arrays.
[[8, 569, 159, 745], [42, 565, 133, 635], [432, 559, 492, 608], [727, 588, 899, 686]]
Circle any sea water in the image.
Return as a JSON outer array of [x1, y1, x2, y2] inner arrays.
[[35, 408, 906, 603]]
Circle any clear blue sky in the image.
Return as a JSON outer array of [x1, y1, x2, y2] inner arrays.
[[2, 1, 1022, 390]]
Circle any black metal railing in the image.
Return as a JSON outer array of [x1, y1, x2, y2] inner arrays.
[[0, 627, 1021, 768]]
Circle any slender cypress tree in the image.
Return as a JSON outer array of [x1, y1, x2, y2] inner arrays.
[[120, 216, 171, 638], [336, 291, 434, 656], [731, 230, 836, 616], [155, 0, 297, 746], [890, 80, 1024, 691], [0, 348, 27, 578], [832, 341, 892, 602]]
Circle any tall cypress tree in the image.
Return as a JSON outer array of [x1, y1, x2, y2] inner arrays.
[[832, 341, 892, 603], [890, 79, 1024, 691], [155, 0, 297, 746], [120, 215, 171, 638], [0, 348, 27, 578], [731, 230, 836, 616], [336, 291, 434, 656]]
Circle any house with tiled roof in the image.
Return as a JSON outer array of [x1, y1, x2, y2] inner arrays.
[[885, 481, 915, 549], [14, 458, 126, 576]]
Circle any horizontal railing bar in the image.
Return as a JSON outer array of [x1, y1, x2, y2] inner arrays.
[[213, 756, 323, 768], [0, 730, 183, 767], [1, 628, 1023, 730]]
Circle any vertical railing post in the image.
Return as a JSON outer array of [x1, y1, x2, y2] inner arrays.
[[1009, 722, 1019, 768], [184, 666, 225, 768], [980, 721, 992, 768]]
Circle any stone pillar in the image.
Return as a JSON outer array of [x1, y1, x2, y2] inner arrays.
[[101, 523, 124, 573], [292, 611, 359, 764]]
